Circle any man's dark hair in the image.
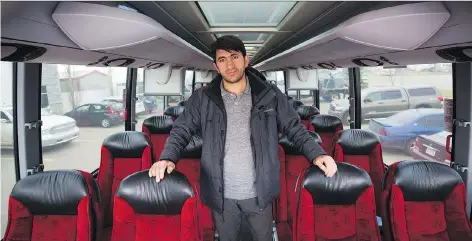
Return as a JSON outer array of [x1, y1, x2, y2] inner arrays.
[[210, 35, 246, 63]]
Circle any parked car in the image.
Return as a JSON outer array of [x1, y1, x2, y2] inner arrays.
[[368, 108, 445, 154], [64, 103, 124, 128], [102, 96, 146, 115], [328, 86, 443, 124], [319, 77, 349, 101], [137, 94, 159, 113], [411, 131, 452, 166], [1, 107, 79, 148]]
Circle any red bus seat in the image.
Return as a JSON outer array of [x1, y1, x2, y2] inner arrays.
[[334, 129, 385, 212], [293, 163, 381, 241], [175, 135, 215, 241], [97, 131, 153, 239], [295, 105, 319, 129], [164, 105, 185, 121], [273, 145, 287, 223], [3, 170, 101, 241], [381, 161, 472, 241], [142, 115, 174, 160], [277, 131, 322, 241], [310, 114, 343, 156], [111, 170, 201, 241]]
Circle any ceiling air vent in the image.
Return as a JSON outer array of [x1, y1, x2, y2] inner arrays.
[[52, 2, 164, 50]]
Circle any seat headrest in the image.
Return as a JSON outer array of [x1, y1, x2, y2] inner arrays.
[[337, 129, 380, 155], [181, 135, 203, 159], [288, 98, 304, 109], [11, 170, 89, 215], [116, 170, 194, 215], [103, 131, 151, 158], [177, 100, 186, 106], [279, 131, 321, 155], [142, 116, 174, 134], [295, 105, 320, 120], [311, 115, 343, 132], [164, 106, 185, 118], [293, 100, 304, 108], [301, 163, 372, 205], [393, 161, 463, 201]]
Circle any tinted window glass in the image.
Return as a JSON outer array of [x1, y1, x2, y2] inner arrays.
[[416, 117, 428, 126], [76, 105, 90, 112], [334, 79, 347, 88], [384, 110, 421, 125], [382, 90, 402, 100], [0, 111, 9, 120], [408, 88, 437, 96], [366, 92, 382, 101], [425, 115, 445, 128], [92, 104, 105, 111]]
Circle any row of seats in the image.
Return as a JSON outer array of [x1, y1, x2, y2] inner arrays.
[[3, 130, 210, 241], [274, 128, 386, 240], [3, 166, 203, 240], [150, 103, 472, 241], [4, 100, 471, 241], [162, 103, 343, 157], [292, 160, 472, 241], [5, 157, 471, 241]]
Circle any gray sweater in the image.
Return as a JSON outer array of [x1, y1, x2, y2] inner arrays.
[[220, 80, 256, 200]]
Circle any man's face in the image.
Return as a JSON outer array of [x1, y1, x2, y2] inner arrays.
[[213, 49, 249, 83]]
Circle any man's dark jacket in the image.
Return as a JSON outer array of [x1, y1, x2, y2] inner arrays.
[[159, 69, 327, 214]]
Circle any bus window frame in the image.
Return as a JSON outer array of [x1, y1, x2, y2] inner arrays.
[[10, 62, 21, 181], [15, 62, 43, 179], [451, 62, 472, 216]]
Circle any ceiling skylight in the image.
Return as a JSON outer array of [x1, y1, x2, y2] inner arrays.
[[199, 2, 295, 27]]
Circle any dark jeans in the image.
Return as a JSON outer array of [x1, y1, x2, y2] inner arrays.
[[212, 198, 273, 241]]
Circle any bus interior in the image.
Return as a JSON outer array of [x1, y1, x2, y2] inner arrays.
[[1, 1, 472, 241]]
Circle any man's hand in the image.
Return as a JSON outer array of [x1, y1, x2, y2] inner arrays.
[[313, 155, 337, 177], [149, 160, 176, 182]]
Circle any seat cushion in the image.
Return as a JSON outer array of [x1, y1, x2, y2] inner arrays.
[[334, 129, 384, 212], [382, 161, 472, 241], [111, 170, 200, 241], [98, 131, 153, 227], [293, 163, 380, 241], [142, 115, 174, 159], [310, 114, 343, 156], [4, 170, 98, 241]]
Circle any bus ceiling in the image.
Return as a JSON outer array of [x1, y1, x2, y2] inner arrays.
[[1, 1, 471, 71]]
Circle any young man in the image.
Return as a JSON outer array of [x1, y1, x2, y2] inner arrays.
[[149, 35, 337, 241]]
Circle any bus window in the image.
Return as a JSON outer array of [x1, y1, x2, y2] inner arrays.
[[318, 68, 351, 129], [1, 61, 17, 236], [40, 64, 127, 172], [136, 68, 164, 132], [287, 90, 297, 100], [360, 63, 452, 166]]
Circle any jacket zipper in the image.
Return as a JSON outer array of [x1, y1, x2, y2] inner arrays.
[[220, 107, 227, 218], [249, 88, 273, 209]]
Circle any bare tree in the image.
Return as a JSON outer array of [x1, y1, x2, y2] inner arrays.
[[62, 65, 81, 109], [386, 68, 397, 86], [107, 67, 114, 96]]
